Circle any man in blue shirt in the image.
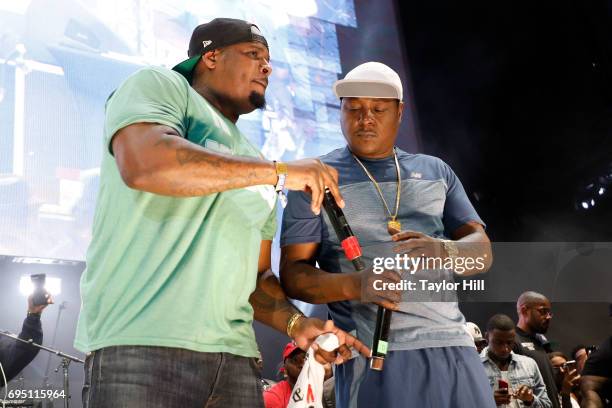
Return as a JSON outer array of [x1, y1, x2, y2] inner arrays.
[[481, 314, 552, 407], [280, 62, 495, 407]]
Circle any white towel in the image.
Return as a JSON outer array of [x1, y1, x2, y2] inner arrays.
[[287, 333, 339, 408]]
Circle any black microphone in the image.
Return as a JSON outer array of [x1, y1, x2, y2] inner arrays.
[[322, 189, 392, 371]]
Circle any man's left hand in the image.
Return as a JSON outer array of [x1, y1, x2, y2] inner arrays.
[[291, 318, 370, 365], [391, 230, 446, 263], [514, 385, 535, 405]]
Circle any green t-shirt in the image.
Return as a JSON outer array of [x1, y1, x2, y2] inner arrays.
[[74, 67, 277, 357]]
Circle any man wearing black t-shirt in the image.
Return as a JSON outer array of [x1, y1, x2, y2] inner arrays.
[[515, 292, 554, 353], [514, 291, 563, 408]]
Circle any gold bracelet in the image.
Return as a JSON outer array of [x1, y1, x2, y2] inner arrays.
[[274, 161, 288, 176], [286, 312, 305, 338]]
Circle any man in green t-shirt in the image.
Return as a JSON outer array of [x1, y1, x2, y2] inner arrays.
[[76, 18, 368, 408]]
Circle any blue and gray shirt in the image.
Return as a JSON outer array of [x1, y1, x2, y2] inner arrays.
[[281, 146, 484, 351]]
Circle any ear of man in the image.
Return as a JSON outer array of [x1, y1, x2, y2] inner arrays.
[[202, 50, 219, 68]]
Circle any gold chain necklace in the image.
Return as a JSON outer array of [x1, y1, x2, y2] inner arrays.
[[351, 147, 402, 235]]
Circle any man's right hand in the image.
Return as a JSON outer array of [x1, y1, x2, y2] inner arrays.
[[284, 159, 343, 215], [493, 389, 511, 406]]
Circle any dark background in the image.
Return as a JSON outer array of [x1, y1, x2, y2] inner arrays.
[[396, 0, 612, 242]]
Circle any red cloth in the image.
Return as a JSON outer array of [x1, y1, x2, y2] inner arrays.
[[264, 380, 292, 408]]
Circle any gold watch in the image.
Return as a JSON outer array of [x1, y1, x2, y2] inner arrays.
[[273, 161, 288, 207]]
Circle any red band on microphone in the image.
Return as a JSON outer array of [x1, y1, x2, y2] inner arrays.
[[341, 236, 362, 260]]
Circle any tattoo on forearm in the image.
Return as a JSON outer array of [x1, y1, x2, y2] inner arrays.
[[159, 148, 268, 196], [250, 273, 295, 327], [176, 148, 222, 167]]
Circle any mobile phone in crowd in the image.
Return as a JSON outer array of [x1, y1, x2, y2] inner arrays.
[[498, 379, 509, 394], [31, 273, 48, 306], [563, 360, 577, 371]]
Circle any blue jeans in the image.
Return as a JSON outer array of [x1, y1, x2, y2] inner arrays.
[[335, 346, 496, 408], [82, 346, 264, 407]]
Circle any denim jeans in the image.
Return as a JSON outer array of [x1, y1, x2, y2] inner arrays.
[[82, 346, 264, 407]]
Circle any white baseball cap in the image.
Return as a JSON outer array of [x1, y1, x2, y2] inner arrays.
[[333, 62, 403, 101], [465, 322, 485, 341]]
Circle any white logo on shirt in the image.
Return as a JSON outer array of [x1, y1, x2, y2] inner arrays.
[[410, 172, 422, 179], [521, 342, 536, 351]]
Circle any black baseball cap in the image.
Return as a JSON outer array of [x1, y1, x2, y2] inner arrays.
[[172, 18, 269, 83]]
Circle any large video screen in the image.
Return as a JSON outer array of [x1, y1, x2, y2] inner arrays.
[[0, 0, 414, 261]]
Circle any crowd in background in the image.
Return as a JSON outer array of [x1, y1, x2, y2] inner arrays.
[[261, 294, 612, 408]]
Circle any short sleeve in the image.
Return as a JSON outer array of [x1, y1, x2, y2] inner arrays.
[[104, 67, 189, 154], [261, 200, 279, 241], [440, 160, 485, 236], [280, 190, 323, 246]]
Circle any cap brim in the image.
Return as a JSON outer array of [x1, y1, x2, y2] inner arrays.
[[172, 55, 201, 83], [283, 348, 298, 359], [334, 79, 401, 100]]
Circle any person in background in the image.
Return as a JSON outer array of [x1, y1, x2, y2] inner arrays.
[[514, 292, 561, 408], [264, 342, 334, 408], [0, 292, 52, 387], [481, 314, 551, 408], [516, 292, 554, 353], [548, 352, 581, 408], [264, 342, 306, 408], [466, 322, 488, 354]]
